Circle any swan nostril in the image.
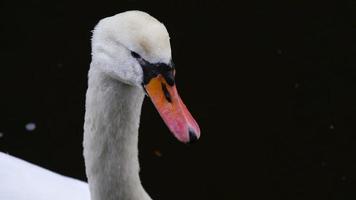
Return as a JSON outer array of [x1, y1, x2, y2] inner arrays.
[[188, 129, 198, 144], [161, 83, 172, 103]]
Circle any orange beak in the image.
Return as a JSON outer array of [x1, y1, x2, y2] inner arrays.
[[144, 73, 200, 143]]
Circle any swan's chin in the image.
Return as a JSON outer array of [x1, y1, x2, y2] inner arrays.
[[144, 74, 200, 144]]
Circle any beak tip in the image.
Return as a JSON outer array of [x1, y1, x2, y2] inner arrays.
[[187, 129, 199, 144]]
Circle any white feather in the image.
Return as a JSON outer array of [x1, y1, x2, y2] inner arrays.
[[0, 152, 90, 200]]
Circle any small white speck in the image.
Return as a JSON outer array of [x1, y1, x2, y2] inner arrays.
[[329, 124, 335, 130], [0, 132, 3, 138], [25, 123, 36, 132]]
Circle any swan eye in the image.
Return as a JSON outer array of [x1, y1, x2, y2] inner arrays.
[[131, 51, 141, 59]]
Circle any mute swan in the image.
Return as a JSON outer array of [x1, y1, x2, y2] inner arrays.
[[0, 10, 200, 200]]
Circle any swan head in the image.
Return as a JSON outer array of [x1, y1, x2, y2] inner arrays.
[[91, 11, 200, 143]]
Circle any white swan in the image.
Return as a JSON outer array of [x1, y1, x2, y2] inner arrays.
[[0, 10, 200, 200]]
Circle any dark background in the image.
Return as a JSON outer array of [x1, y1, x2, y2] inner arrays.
[[0, 0, 355, 199]]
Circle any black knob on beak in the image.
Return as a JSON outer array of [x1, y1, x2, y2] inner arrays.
[[162, 70, 175, 86]]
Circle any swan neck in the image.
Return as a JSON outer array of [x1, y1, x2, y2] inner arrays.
[[83, 66, 150, 200]]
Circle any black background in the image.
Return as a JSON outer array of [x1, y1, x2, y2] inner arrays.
[[0, 0, 356, 199]]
